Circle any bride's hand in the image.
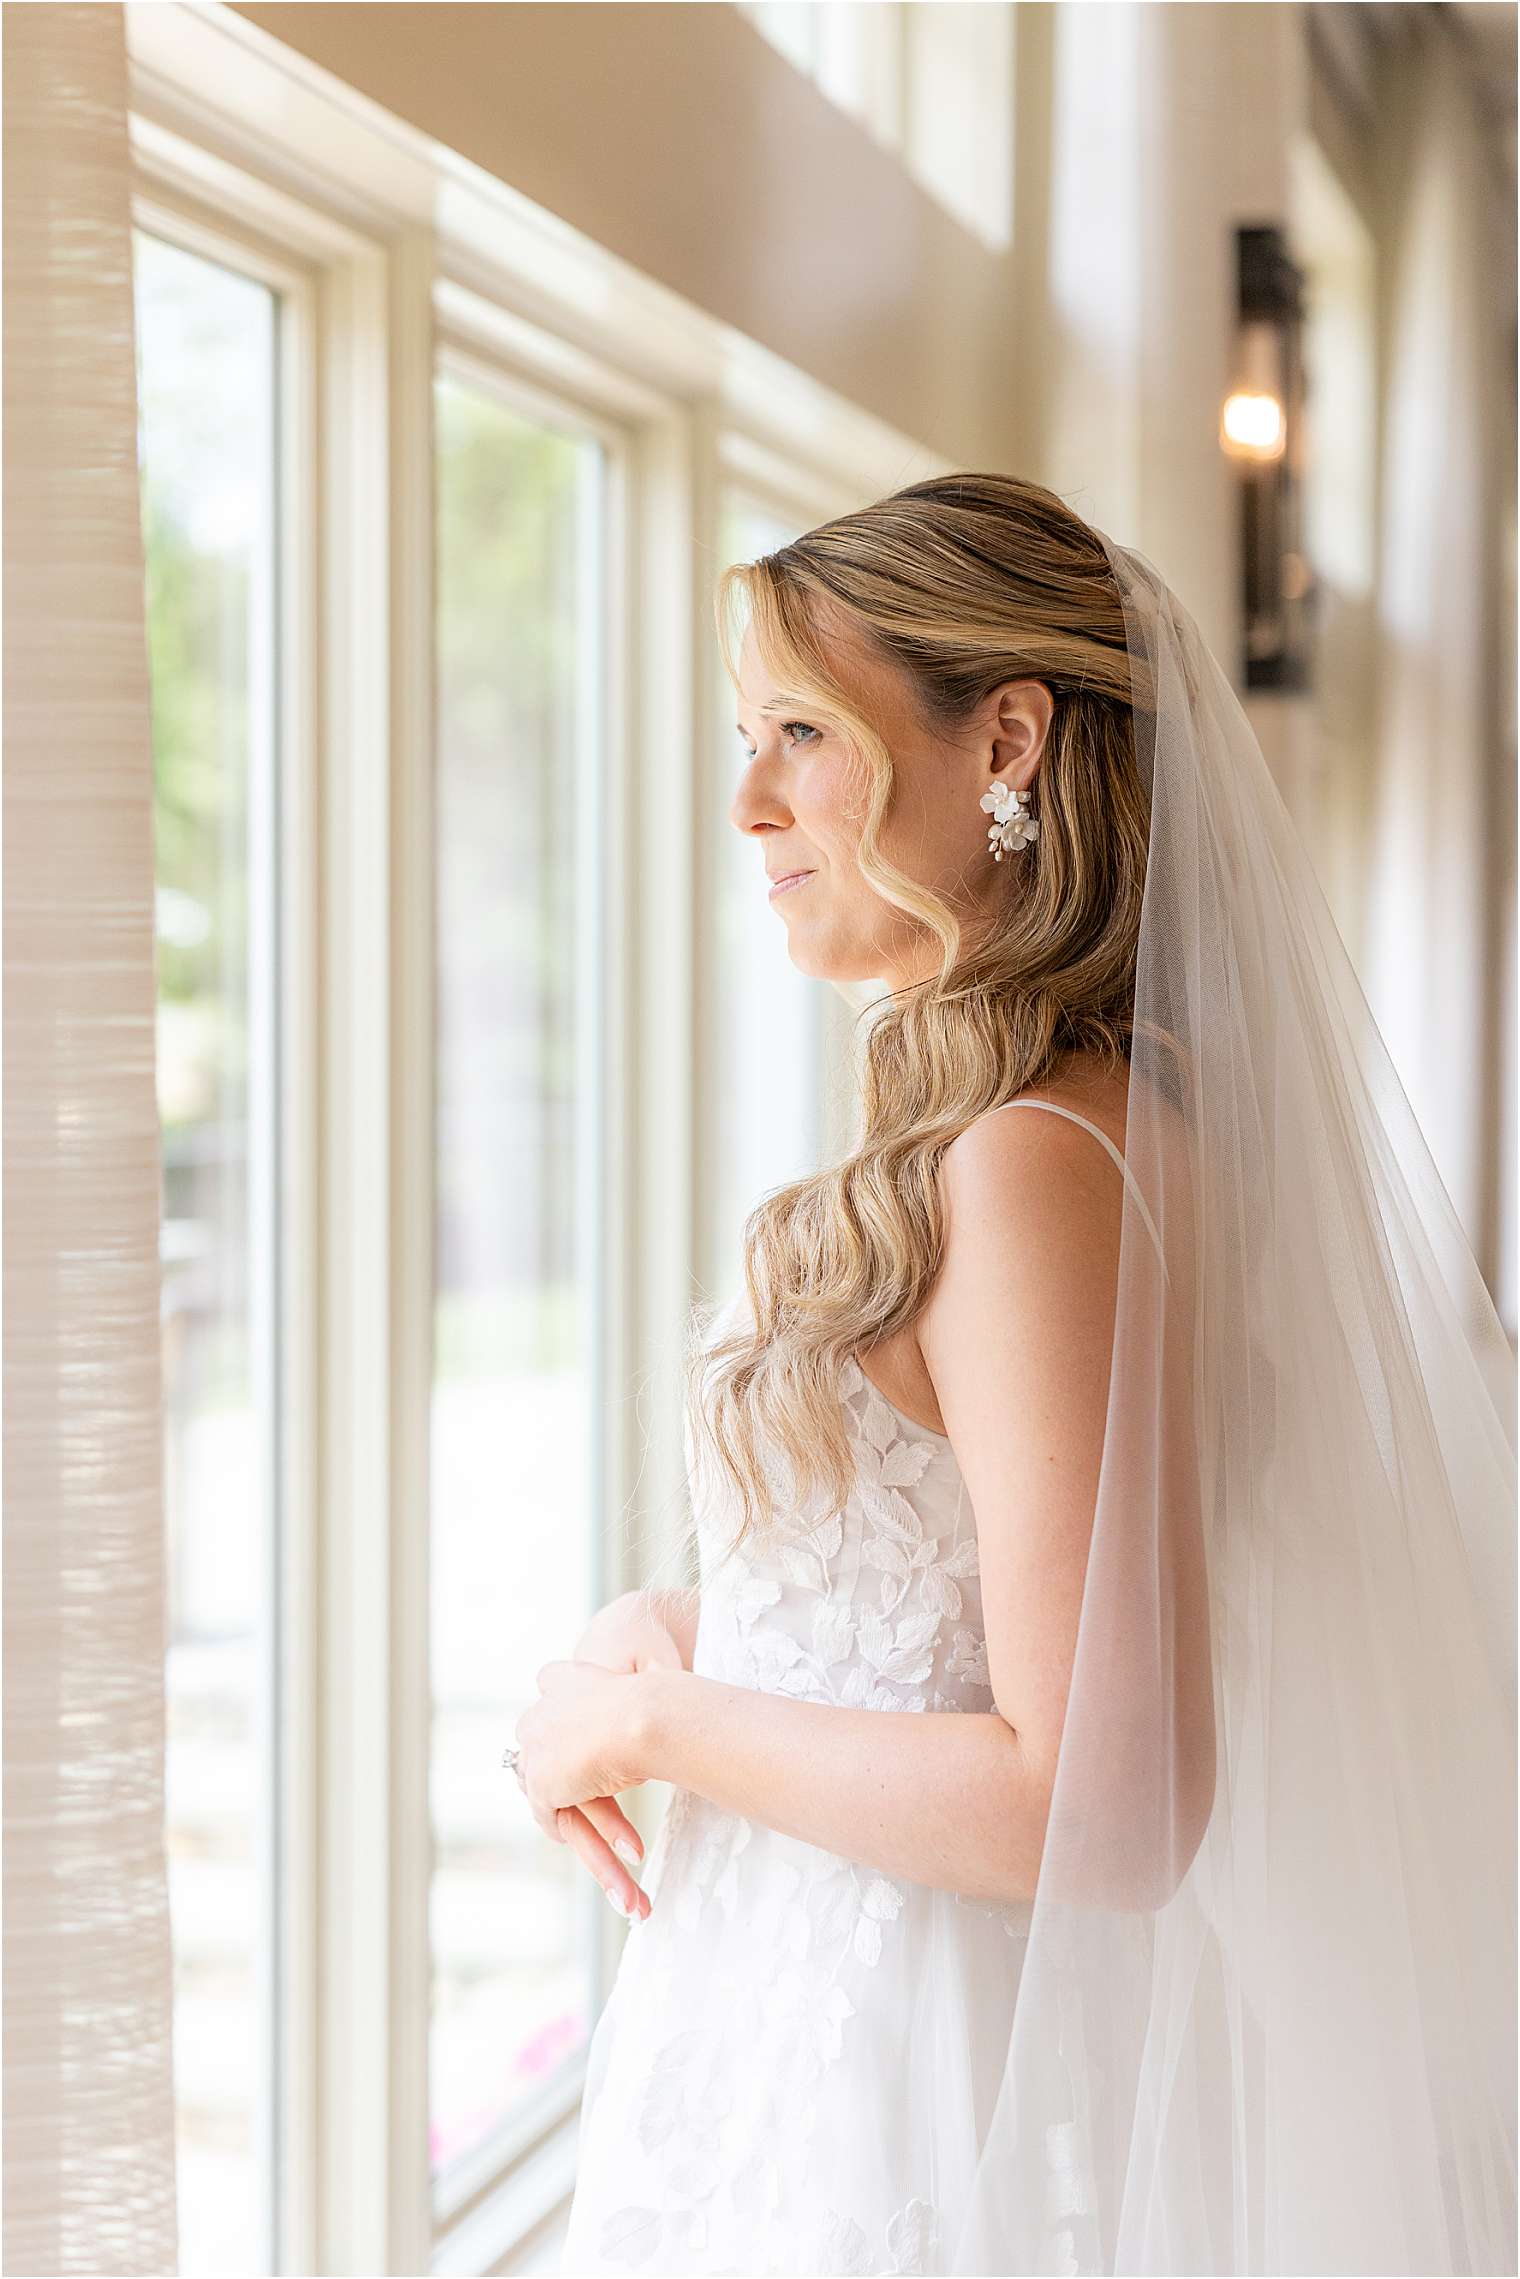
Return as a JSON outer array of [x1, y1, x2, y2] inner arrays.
[[559, 1594, 684, 1914], [516, 1597, 683, 1917], [516, 1659, 660, 1912]]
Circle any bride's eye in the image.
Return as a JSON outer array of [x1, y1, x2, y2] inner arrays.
[[736, 720, 821, 761]]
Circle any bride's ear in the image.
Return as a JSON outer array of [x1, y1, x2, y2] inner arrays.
[[986, 676, 1055, 772]]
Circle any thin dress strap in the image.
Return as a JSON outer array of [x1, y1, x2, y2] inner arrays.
[[980, 1097, 1171, 1290]]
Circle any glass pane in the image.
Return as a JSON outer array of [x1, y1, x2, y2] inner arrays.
[[737, 0, 820, 75], [709, 497, 827, 1299], [430, 374, 605, 2185], [135, 231, 280, 2277]]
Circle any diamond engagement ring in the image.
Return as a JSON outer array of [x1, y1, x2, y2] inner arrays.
[[502, 1743, 522, 1777]]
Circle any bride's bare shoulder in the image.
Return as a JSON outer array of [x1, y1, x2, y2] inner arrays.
[[924, 1051, 1189, 1368], [941, 1049, 1134, 1174], [923, 1060, 1128, 1323], [915, 1055, 1139, 1538]]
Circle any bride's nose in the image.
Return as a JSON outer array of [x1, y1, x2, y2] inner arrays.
[[730, 766, 792, 838]]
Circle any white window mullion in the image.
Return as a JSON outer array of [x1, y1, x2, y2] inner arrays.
[[617, 408, 704, 1631], [313, 217, 406, 2278], [386, 216, 441, 2279], [275, 243, 323, 2279]]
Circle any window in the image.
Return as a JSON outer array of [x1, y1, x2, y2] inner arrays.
[[734, 0, 1015, 250], [429, 373, 609, 2188], [136, 228, 282, 2277], [738, 0, 909, 143], [705, 497, 830, 1302]]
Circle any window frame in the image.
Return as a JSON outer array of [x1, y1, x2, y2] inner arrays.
[[125, 7, 950, 2269], [126, 158, 342, 2275], [424, 304, 641, 2254]]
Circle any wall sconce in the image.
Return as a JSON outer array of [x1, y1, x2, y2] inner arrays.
[[1224, 224, 1314, 691]]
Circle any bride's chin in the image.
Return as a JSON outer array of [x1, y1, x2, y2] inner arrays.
[[790, 941, 883, 988], [775, 901, 892, 988]]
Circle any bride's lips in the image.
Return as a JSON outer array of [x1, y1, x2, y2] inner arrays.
[[768, 869, 815, 899]]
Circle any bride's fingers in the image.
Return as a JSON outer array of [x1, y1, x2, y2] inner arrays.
[[520, 1775, 613, 1869], [529, 1798, 568, 1844], [576, 1793, 645, 1871], [517, 1774, 649, 1914], [558, 1805, 651, 1920]]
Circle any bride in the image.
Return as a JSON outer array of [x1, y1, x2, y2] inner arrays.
[[508, 474, 1517, 2277]]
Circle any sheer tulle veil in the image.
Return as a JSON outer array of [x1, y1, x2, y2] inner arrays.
[[938, 530, 1517, 2275]]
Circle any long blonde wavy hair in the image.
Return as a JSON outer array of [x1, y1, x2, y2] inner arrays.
[[685, 472, 1155, 1561]]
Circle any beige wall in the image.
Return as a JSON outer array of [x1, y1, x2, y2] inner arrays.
[[230, 0, 1030, 470], [228, 5, 1303, 503], [230, 2, 1304, 625]]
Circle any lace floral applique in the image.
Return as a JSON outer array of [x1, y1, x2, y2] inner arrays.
[[951, 1883, 1036, 1940], [843, 1360, 983, 1693], [945, 1627, 989, 1688], [603, 2183, 940, 2276], [599, 2021, 735, 2266], [793, 1848, 908, 1976], [721, 1353, 988, 1717], [814, 2193, 941, 2276], [670, 1798, 752, 1931]]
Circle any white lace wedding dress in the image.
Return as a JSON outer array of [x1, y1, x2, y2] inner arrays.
[[561, 1101, 1136, 2277]]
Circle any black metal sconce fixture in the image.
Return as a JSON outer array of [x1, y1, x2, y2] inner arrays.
[[1223, 224, 1315, 691]]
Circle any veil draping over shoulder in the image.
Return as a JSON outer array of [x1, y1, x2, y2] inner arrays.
[[939, 532, 1517, 2275]]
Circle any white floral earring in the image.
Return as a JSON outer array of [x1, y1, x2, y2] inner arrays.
[[980, 776, 1039, 860]]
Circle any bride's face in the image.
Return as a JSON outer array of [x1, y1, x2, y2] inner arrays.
[[730, 604, 1052, 988]]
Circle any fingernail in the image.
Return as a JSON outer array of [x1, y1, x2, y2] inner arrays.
[[614, 1836, 642, 1867], [603, 1884, 630, 1916]]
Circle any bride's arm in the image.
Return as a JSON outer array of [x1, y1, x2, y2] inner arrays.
[[628, 1670, 1040, 1903], [574, 1584, 701, 1673], [623, 1107, 1137, 1908]]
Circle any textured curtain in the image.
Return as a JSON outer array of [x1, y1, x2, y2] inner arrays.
[[3, 5, 179, 2273]]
